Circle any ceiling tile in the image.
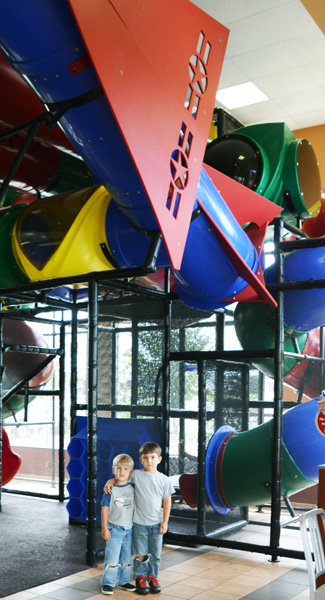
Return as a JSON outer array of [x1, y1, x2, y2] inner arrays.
[[230, 42, 299, 79], [276, 88, 325, 114], [224, 2, 316, 57], [255, 66, 318, 98], [293, 108, 325, 128], [217, 58, 251, 88], [220, 99, 290, 125], [304, 60, 325, 86], [282, 29, 325, 66]]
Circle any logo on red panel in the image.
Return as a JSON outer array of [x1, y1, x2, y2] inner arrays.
[[166, 31, 211, 220]]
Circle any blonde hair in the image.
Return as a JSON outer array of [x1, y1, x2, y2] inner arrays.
[[112, 453, 134, 469]]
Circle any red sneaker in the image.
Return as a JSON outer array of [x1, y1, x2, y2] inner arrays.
[[136, 576, 149, 595], [147, 577, 161, 594]]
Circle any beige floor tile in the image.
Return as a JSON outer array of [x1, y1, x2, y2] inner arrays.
[[175, 575, 221, 590], [212, 580, 260, 597], [192, 569, 239, 583], [227, 555, 268, 566], [245, 565, 285, 580], [154, 595, 189, 600], [179, 557, 220, 568], [229, 573, 275, 589], [159, 570, 190, 584], [163, 564, 206, 576], [205, 561, 254, 575], [159, 583, 202, 599], [77, 567, 103, 578], [200, 551, 236, 562], [189, 589, 238, 600]]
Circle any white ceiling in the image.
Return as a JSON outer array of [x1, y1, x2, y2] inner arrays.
[[190, 0, 325, 130]]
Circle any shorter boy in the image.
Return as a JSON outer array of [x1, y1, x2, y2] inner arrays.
[[104, 442, 175, 595], [100, 453, 135, 595]]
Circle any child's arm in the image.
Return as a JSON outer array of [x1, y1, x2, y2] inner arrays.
[[101, 505, 111, 541], [103, 478, 117, 494], [159, 495, 171, 534]]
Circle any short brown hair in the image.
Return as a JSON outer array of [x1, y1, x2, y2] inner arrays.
[[139, 442, 162, 457]]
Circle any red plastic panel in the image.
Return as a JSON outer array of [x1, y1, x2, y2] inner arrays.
[[2, 429, 21, 486], [203, 164, 282, 228], [197, 198, 278, 308], [67, 0, 229, 269]]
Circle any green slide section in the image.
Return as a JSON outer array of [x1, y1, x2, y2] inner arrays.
[[221, 420, 314, 508]]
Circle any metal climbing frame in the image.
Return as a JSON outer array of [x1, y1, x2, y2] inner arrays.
[[0, 217, 325, 565]]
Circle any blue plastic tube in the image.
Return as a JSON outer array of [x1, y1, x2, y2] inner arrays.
[[0, 0, 261, 310]]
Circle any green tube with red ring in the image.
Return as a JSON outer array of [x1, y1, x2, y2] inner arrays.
[[206, 398, 324, 514]]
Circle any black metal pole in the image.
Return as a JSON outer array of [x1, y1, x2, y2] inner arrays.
[[58, 324, 65, 502], [86, 279, 99, 566], [270, 217, 284, 561], [0, 119, 41, 203], [215, 313, 225, 431], [70, 289, 78, 439], [178, 328, 185, 474], [197, 359, 206, 537], [131, 320, 139, 407], [161, 294, 171, 476]]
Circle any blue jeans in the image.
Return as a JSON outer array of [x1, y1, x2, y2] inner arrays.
[[101, 524, 132, 587], [132, 523, 163, 579]]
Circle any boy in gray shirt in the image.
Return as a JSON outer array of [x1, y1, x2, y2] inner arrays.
[[101, 454, 135, 595], [104, 442, 175, 595]]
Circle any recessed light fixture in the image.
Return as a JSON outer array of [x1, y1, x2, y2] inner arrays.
[[216, 82, 268, 109]]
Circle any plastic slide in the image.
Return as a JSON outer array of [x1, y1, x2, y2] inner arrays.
[[1, 319, 55, 485], [180, 397, 325, 513], [0, 0, 282, 310], [1, 429, 21, 486]]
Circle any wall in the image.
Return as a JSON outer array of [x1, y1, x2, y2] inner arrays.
[[293, 124, 325, 189]]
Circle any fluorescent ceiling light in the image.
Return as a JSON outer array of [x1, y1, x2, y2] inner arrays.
[[216, 82, 268, 109]]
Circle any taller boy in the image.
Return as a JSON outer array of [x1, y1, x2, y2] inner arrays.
[[105, 441, 175, 595]]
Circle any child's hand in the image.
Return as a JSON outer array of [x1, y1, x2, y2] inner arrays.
[[103, 479, 115, 494], [102, 527, 111, 541], [159, 521, 168, 535]]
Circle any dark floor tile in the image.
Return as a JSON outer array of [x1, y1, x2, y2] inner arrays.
[[264, 579, 308, 595], [43, 587, 95, 600], [70, 578, 102, 592], [161, 549, 205, 565], [276, 567, 309, 585], [240, 583, 303, 600]]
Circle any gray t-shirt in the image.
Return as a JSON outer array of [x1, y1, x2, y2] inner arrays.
[[129, 470, 175, 526], [101, 483, 134, 529]]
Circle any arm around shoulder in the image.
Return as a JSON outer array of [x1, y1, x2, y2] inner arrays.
[[103, 478, 117, 494], [159, 495, 171, 534]]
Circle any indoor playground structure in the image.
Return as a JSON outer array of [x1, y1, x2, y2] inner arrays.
[[0, 0, 325, 567]]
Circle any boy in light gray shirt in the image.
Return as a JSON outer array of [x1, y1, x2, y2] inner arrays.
[[104, 442, 175, 595]]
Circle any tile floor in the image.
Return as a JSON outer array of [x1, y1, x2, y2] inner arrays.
[[2, 544, 310, 600]]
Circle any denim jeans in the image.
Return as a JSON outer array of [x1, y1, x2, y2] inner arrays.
[[132, 522, 163, 579], [101, 524, 132, 587]]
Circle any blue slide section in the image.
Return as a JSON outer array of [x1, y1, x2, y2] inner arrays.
[[266, 248, 325, 332], [0, 0, 265, 311]]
